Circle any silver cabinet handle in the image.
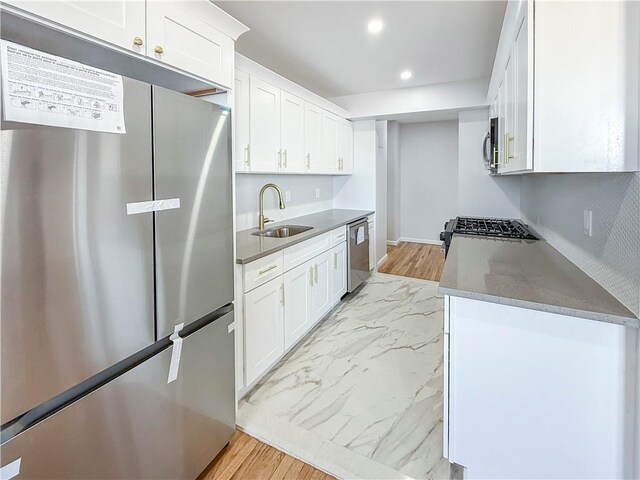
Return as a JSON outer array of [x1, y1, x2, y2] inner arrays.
[[283, 149, 288, 168], [336, 233, 345, 239], [314, 264, 318, 283], [309, 265, 314, 286], [278, 149, 282, 169], [306, 153, 310, 170], [244, 144, 250, 168], [258, 264, 277, 275], [280, 283, 285, 305]]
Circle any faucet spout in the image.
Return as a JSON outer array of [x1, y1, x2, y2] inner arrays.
[[258, 183, 286, 230]]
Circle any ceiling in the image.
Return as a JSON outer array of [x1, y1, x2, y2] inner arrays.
[[215, 1, 506, 98]]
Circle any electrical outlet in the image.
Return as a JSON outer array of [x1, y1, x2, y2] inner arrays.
[[315, 188, 320, 199], [583, 210, 593, 237], [285, 190, 291, 202]]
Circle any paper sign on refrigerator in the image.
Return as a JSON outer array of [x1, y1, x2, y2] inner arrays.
[[0, 40, 126, 134]]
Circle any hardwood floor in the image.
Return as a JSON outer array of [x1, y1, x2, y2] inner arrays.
[[378, 241, 445, 282], [199, 431, 335, 480]]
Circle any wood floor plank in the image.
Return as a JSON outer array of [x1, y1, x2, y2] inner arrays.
[[199, 430, 334, 480], [378, 242, 445, 282]]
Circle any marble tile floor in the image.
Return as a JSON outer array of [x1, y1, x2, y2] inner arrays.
[[238, 273, 459, 479]]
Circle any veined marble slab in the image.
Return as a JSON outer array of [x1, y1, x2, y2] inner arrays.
[[238, 274, 458, 479]]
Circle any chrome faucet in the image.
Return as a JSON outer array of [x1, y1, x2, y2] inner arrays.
[[258, 183, 286, 230]]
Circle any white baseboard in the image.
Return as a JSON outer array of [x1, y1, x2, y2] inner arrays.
[[399, 237, 442, 246], [386, 239, 400, 246], [377, 254, 388, 268]]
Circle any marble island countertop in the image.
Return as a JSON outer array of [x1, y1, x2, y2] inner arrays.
[[236, 209, 374, 264], [439, 235, 639, 328]]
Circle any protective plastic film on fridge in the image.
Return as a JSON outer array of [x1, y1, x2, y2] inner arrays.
[[1, 72, 235, 478]]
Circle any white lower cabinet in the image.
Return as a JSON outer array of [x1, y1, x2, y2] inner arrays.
[[330, 242, 347, 304], [283, 261, 312, 349], [242, 227, 349, 391], [445, 295, 633, 479], [243, 277, 284, 386]]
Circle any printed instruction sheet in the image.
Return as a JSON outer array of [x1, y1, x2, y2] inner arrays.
[[1, 40, 126, 133]]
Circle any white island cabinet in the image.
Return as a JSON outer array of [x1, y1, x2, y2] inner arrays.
[[240, 226, 349, 390], [443, 295, 637, 479]]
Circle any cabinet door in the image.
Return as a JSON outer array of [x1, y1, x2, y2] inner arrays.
[[234, 70, 250, 172], [249, 77, 281, 172], [283, 262, 312, 349], [244, 278, 284, 385], [338, 119, 354, 174], [310, 251, 332, 322], [4, 0, 146, 52], [512, 6, 533, 172], [330, 242, 347, 304], [320, 110, 339, 173], [304, 102, 322, 173], [500, 54, 515, 173], [146, 0, 234, 87], [280, 92, 305, 173]]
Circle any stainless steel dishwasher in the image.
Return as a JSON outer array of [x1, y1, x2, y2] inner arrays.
[[347, 218, 371, 292]]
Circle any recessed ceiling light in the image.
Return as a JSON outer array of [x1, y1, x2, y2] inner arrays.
[[367, 18, 383, 34], [400, 70, 412, 80]]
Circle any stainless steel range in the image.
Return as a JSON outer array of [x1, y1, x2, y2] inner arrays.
[[440, 216, 541, 256]]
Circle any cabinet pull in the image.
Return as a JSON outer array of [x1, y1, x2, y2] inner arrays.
[[309, 266, 314, 286], [278, 149, 282, 169], [244, 144, 250, 168], [504, 133, 514, 164], [314, 264, 318, 283], [133, 36, 143, 46], [283, 149, 288, 168], [306, 153, 311, 170], [334, 252, 337, 269], [154, 45, 164, 55], [258, 264, 277, 275], [280, 283, 285, 305]]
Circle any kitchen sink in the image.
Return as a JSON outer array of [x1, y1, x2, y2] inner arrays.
[[252, 225, 313, 238]]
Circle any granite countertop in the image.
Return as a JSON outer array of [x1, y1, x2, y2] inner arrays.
[[236, 209, 374, 264], [439, 235, 639, 328]]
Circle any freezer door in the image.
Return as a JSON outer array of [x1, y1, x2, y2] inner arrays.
[[0, 311, 235, 479], [152, 87, 234, 339], [0, 78, 155, 425]]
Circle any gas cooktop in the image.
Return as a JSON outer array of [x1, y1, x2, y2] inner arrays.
[[440, 216, 541, 256]]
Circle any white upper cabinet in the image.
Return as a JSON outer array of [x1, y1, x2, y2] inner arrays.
[[146, 0, 234, 88], [304, 102, 322, 173], [280, 92, 305, 173], [338, 119, 354, 174], [490, 0, 639, 173], [249, 77, 281, 172], [533, 0, 639, 172], [234, 70, 250, 172], [321, 110, 339, 174], [3, 0, 247, 89], [3, 0, 146, 53]]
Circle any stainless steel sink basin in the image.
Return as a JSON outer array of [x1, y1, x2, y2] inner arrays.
[[252, 225, 313, 238]]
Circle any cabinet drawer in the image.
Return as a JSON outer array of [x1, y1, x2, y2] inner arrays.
[[243, 251, 284, 292], [331, 226, 347, 246], [284, 232, 331, 271]]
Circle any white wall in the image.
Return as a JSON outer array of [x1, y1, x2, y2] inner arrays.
[[375, 121, 388, 264], [457, 109, 521, 217], [235, 174, 334, 231], [387, 121, 401, 243], [333, 120, 377, 210], [399, 121, 459, 243], [329, 78, 488, 120]]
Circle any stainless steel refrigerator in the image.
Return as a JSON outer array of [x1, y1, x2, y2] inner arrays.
[[0, 76, 235, 478]]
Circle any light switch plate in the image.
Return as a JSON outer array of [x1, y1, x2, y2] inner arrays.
[[583, 210, 593, 237]]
